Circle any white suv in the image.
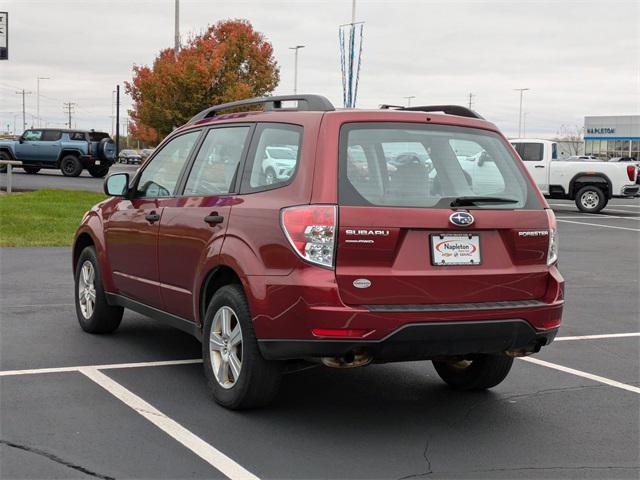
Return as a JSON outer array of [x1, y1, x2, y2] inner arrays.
[[261, 146, 297, 184]]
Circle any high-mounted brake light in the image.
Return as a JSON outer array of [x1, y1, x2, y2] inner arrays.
[[546, 209, 559, 266], [627, 165, 637, 182], [281, 205, 337, 268]]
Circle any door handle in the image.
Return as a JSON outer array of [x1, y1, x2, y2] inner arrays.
[[534, 165, 545, 168], [204, 214, 224, 225], [145, 212, 161, 223]]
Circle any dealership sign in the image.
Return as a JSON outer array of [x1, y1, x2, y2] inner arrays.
[[0, 12, 7, 60], [586, 127, 615, 134]]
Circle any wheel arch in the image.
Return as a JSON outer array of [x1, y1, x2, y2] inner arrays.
[[198, 265, 244, 327], [568, 172, 612, 199], [58, 149, 84, 165], [0, 147, 15, 159]]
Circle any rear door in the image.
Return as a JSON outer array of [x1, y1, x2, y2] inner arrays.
[[157, 124, 253, 320], [336, 123, 551, 307], [39, 130, 62, 162]]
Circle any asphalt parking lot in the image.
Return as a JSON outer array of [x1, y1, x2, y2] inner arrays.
[[0, 164, 139, 193], [1, 200, 638, 479]]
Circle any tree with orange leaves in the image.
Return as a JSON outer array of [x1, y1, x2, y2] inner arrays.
[[126, 19, 279, 142]]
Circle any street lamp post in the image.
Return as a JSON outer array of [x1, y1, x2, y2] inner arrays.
[[514, 88, 530, 137], [289, 45, 305, 95], [37, 76, 50, 127]]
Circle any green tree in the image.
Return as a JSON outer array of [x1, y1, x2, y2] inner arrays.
[[126, 19, 279, 140]]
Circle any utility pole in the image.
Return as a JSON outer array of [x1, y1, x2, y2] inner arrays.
[[174, 0, 180, 55], [15, 89, 33, 133], [523, 112, 528, 138], [468, 92, 475, 109], [289, 45, 305, 94], [403, 96, 416, 107], [115, 85, 120, 157], [514, 87, 530, 137], [63, 102, 76, 128], [111, 89, 116, 136], [37, 76, 50, 127]]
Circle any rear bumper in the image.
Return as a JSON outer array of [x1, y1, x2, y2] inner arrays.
[[246, 265, 564, 360], [259, 320, 558, 361], [80, 155, 114, 167], [619, 185, 640, 197]]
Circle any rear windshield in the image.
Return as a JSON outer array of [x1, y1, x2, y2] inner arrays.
[[340, 123, 540, 209]]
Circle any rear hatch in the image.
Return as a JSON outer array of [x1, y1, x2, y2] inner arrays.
[[336, 122, 551, 306]]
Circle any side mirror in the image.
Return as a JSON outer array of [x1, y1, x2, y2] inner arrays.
[[19, 138, 24, 143], [104, 173, 129, 197]]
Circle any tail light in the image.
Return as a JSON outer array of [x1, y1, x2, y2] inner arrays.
[[546, 209, 559, 266], [281, 205, 337, 268], [627, 165, 637, 182]]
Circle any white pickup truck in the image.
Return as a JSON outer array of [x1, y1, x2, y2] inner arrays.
[[510, 139, 640, 213]]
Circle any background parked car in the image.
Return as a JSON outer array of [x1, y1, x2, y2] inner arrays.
[[260, 145, 298, 184], [140, 148, 155, 161], [0, 128, 116, 177], [118, 149, 142, 164]]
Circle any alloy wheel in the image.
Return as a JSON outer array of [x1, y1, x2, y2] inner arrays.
[[209, 306, 243, 389], [78, 260, 97, 319]]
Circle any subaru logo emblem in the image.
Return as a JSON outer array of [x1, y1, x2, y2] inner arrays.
[[449, 211, 474, 227]]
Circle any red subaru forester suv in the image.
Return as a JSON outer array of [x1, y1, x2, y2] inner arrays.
[[73, 95, 563, 409]]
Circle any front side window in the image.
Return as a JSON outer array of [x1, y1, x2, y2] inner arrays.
[[22, 130, 43, 141], [243, 124, 302, 192], [136, 130, 200, 198], [340, 123, 539, 209], [184, 126, 250, 196]]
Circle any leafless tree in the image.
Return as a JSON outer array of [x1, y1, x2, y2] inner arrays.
[[553, 124, 584, 158]]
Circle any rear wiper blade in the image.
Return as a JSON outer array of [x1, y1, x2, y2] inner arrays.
[[450, 196, 519, 207]]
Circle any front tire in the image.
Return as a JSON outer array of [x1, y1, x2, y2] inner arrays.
[[264, 168, 276, 185], [575, 185, 607, 213], [74, 246, 123, 334], [0, 151, 11, 172], [203, 284, 282, 409], [433, 354, 514, 390], [60, 155, 83, 177]]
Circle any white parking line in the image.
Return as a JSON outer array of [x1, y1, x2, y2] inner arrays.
[[556, 219, 640, 232], [79, 367, 259, 480], [0, 358, 202, 377], [520, 357, 640, 394], [556, 215, 640, 220], [556, 332, 640, 341]]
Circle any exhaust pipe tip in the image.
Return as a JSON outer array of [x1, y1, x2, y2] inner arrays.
[[321, 349, 372, 368]]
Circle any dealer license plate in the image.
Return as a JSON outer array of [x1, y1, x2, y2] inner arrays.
[[431, 233, 481, 266]]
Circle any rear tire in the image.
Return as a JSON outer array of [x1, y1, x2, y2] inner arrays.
[[433, 354, 514, 390], [88, 166, 109, 178], [60, 155, 83, 177], [575, 185, 607, 213], [74, 246, 123, 334], [23, 166, 40, 174], [203, 284, 282, 409]]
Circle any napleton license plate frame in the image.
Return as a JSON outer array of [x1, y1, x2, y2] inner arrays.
[[430, 233, 482, 266]]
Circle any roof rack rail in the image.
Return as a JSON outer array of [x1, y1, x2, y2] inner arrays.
[[190, 94, 335, 123], [379, 104, 484, 120]]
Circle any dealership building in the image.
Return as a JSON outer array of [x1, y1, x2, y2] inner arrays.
[[584, 115, 640, 159]]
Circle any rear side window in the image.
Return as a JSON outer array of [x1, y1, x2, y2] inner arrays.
[[41, 130, 62, 141], [241, 124, 302, 192], [70, 132, 86, 141], [340, 123, 539, 210], [512, 142, 544, 161], [184, 126, 251, 196]]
